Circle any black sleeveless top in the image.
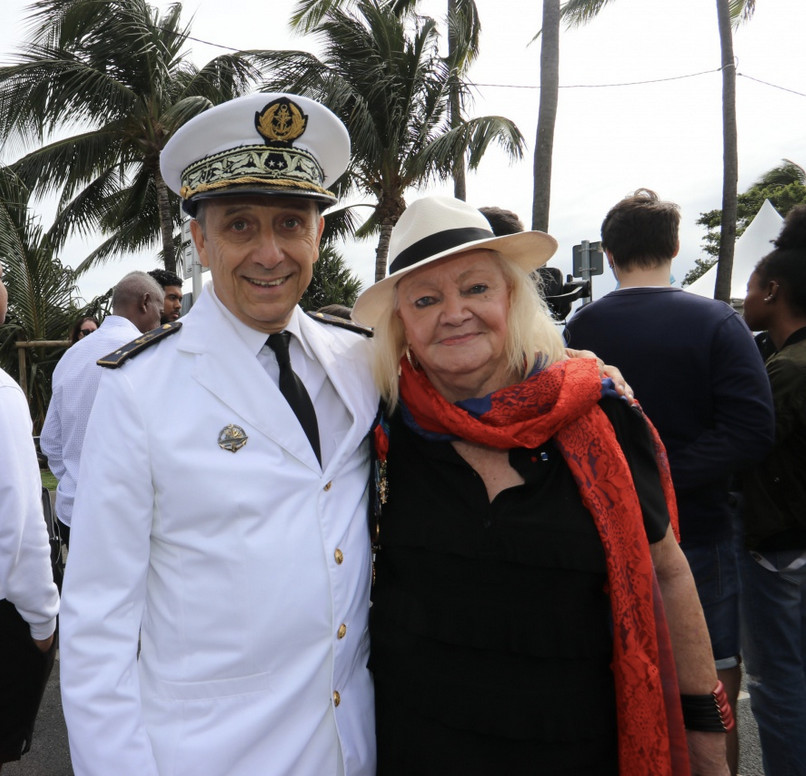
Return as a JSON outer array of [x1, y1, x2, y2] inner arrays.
[[369, 397, 669, 775]]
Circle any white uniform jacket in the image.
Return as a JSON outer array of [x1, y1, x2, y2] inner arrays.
[[60, 289, 379, 776], [0, 368, 59, 640]]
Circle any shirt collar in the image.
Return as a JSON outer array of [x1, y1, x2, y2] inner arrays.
[[206, 283, 312, 358], [782, 325, 806, 350]]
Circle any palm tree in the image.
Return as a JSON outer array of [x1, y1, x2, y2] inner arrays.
[[290, 0, 483, 204], [0, 0, 278, 274], [0, 166, 80, 431], [712, 0, 739, 301], [444, 0, 481, 200], [532, 0, 560, 232], [264, 0, 523, 281], [559, 0, 756, 301]]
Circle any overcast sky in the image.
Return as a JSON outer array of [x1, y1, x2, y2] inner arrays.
[[1, 0, 804, 302]]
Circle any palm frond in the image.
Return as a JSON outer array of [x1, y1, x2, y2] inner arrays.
[[559, 0, 616, 27]]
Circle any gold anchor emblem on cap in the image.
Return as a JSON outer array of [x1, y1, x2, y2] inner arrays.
[[255, 97, 308, 145], [218, 424, 248, 453]]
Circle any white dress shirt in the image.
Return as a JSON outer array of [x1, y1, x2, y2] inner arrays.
[[208, 289, 352, 469], [40, 315, 142, 526]]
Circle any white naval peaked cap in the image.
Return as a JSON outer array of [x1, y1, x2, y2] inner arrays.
[[160, 93, 351, 214]]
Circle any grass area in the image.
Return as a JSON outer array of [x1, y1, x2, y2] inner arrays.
[[41, 469, 58, 490]]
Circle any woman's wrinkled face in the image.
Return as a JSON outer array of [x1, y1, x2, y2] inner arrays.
[[396, 250, 513, 402]]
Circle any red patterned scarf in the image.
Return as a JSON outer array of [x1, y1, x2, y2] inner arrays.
[[398, 356, 688, 776]]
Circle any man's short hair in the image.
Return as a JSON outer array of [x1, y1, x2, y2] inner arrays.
[[148, 268, 183, 289], [112, 271, 163, 313], [479, 206, 525, 237], [601, 188, 680, 270]]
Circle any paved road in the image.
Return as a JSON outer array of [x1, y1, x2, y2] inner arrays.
[[5, 656, 767, 775]]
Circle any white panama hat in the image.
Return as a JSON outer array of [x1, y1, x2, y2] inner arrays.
[[351, 196, 558, 326], [160, 93, 350, 214]]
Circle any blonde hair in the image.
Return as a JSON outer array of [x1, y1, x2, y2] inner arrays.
[[371, 252, 566, 409]]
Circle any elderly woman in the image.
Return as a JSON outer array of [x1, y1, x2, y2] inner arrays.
[[352, 197, 730, 776]]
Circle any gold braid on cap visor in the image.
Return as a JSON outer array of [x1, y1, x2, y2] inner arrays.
[[179, 144, 335, 201]]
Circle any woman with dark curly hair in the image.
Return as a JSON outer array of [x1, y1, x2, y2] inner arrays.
[[740, 204, 806, 776]]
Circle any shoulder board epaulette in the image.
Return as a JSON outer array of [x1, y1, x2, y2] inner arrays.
[[307, 311, 373, 337], [97, 322, 183, 368]]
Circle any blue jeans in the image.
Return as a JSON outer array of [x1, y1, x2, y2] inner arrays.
[[739, 547, 806, 776], [681, 535, 740, 666]]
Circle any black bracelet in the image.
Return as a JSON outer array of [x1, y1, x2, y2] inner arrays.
[[680, 680, 735, 733]]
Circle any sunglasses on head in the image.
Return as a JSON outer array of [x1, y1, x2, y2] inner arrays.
[[80, 328, 95, 336]]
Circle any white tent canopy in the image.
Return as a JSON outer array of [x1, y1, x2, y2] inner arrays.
[[686, 199, 783, 300]]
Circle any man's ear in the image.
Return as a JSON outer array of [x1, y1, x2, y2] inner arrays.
[[671, 239, 681, 260], [190, 219, 209, 268]]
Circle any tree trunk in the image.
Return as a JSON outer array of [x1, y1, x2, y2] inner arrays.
[[451, 88, 467, 201], [448, 0, 467, 201], [714, 0, 739, 302], [373, 192, 407, 281], [532, 0, 560, 232], [155, 169, 177, 274], [375, 215, 395, 283]]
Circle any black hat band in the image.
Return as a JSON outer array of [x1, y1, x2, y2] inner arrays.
[[389, 227, 495, 274]]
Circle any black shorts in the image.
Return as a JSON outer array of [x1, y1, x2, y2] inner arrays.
[[0, 600, 56, 763]]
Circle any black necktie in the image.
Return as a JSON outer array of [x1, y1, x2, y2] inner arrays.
[[267, 332, 321, 464]]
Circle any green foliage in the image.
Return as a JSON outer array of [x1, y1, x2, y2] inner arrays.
[[0, 166, 84, 431], [681, 257, 718, 288], [300, 244, 363, 311], [683, 160, 806, 287], [262, 0, 523, 280], [41, 469, 58, 490], [0, 0, 281, 275], [696, 160, 806, 259]]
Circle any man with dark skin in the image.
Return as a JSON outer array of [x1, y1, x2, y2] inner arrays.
[[148, 268, 183, 323]]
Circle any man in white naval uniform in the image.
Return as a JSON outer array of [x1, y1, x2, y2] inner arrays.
[[59, 94, 378, 776]]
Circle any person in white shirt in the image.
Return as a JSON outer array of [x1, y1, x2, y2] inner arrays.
[[40, 271, 163, 545], [59, 93, 378, 776], [0, 259, 60, 768]]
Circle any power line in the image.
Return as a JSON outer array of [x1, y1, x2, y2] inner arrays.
[[475, 67, 722, 90], [737, 72, 806, 98], [176, 29, 806, 99], [475, 67, 804, 97]]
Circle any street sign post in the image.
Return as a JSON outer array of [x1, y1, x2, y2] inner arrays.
[[571, 240, 604, 305]]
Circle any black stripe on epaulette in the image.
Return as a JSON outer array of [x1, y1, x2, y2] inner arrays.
[[306, 311, 373, 337], [97, 322, 183, 368]]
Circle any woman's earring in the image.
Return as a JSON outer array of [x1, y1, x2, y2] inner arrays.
[[405, 346, 420, 370]]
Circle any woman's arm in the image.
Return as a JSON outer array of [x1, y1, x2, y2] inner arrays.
[[651, 528, 730, 776]]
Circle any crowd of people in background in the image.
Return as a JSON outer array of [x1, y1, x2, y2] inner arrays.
[[1, 89, 804, 776]]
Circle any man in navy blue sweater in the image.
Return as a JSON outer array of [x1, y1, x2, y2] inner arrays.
[[565, 189, 774, 775]]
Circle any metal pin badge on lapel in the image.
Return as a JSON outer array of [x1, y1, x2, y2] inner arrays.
[[218, 424, 248, 453]]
